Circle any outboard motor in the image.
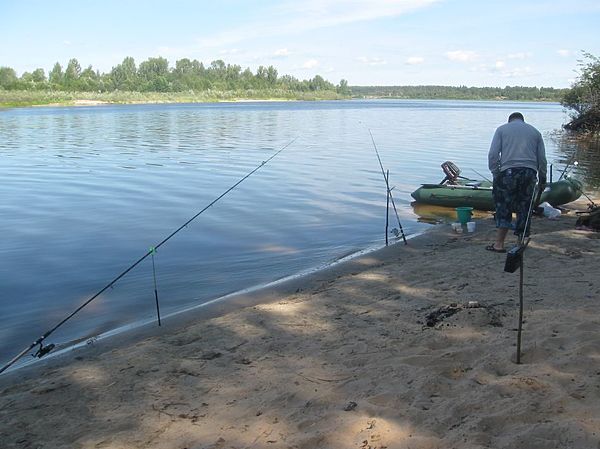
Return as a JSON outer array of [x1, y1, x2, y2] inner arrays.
[[440, 161, 461, 184]]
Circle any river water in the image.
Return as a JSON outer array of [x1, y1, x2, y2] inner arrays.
[[0, 99, 590, 367]]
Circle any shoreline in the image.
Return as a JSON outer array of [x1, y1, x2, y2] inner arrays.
[[2, 98, 316, 109], [0, 94, 344, 109], [2, 206, 599, 448], [1, 232, 418, 376], [0, 96, 562, 110]]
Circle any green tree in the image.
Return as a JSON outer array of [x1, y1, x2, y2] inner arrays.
[[562, 52, 600, 132], [240, 68, 255, 89], [78, 65, 100, 91], [279, 74, 301, 91], [174, 58, 194, 78], [138, 57, 170, 91], [309, 75, 332, 91], [207, 60, 226, 88], [32, 68, 46, 83], [111, 57, 138, 90], [0, 56, 348, 100], [0, 66, 18, 89], [226, 64, 241, 82], [20, 71, 34, 86], [337, 79, 350, 95], [64, 58, 81, 89], [266, 65, 278, 85], [172, 58, 194, 90], [49, 62, 64, 88]]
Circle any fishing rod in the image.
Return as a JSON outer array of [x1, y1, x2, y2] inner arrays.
[[0, 138, 297, 375], [368, 130, 407, 245], [472, 168, 492, 183], [558, 154, 578, 181], [579, 191, 598, 209]]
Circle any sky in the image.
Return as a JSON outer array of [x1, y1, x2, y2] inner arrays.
[[1, 0, 599, 88]]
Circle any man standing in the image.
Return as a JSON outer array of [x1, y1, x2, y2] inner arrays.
[[487, 112, 547, 252]]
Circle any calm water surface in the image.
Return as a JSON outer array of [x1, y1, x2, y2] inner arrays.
[[0, 100, 587, 366]]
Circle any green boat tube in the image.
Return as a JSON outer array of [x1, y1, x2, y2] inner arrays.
[[411, 177, 583, 211]]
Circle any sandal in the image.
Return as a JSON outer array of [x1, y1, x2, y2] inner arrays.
[[485, 244, 506, 253]]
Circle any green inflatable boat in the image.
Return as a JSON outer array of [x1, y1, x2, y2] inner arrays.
[[411, 177, 583, 211]]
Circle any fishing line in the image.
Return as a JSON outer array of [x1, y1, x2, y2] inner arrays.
[[368, 129, 407, 245], [0, 137, 297, 375]]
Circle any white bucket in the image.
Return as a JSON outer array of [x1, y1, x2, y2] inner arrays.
[[467, 221, 476, 232], [451, 222, 463, 233]]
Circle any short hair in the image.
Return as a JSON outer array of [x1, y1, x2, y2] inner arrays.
[[508, 112, 524, 122]]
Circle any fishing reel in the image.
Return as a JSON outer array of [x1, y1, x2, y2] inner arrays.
[[32, 342, 55, 359]]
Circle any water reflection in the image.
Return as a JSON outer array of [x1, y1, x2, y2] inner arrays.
[[411, 203, 492, 224], [552, 132, 600, 189]]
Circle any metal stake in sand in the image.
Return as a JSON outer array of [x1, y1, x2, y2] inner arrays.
[[516, 257, 525, 363], [150, 247, 162, 327], [368, 129, 407, 245], [385, 169, 390, 246], [504, 181, 539, 364]]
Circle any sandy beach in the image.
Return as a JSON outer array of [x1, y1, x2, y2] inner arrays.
[[1, 203, 599, 449]]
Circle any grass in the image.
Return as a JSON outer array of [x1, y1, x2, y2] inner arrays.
[[0, 89, 347, 108]]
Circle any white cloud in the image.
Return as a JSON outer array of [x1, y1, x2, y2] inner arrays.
[[557, 49, 571, 57], [471, 62, 535, 79], [406, 56, 425, 65], [63, 40, 72, 46], [499, 66, 534, 78], [197, 0, 441, 48], [219, 48, 240, 55], [156, 46, 175, 56], [274, 48, 290, 57], [445, 50, 478, 62], [302, 59, 319, 69], [357, 56, 387, 66], [507, 52, 531, 60], [282, 0, 442, 26]]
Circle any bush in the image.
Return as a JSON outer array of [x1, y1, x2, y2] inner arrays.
[[562, 53, 600, 133]]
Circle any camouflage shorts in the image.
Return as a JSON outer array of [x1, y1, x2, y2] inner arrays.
[[492, 167, 536, 235]]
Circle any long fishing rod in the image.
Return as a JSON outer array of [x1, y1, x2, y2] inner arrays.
[[558, 153, 578, 181], [0, 138, 297, 375], [368, 130, 407, 245], [472, 168, 492, 183]]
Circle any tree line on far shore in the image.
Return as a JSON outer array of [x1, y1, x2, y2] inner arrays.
[[0, 56, 567, 102], [0, 56, 350, 95], [1, 53, 598, 135], [350, 85, 567, 102]]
